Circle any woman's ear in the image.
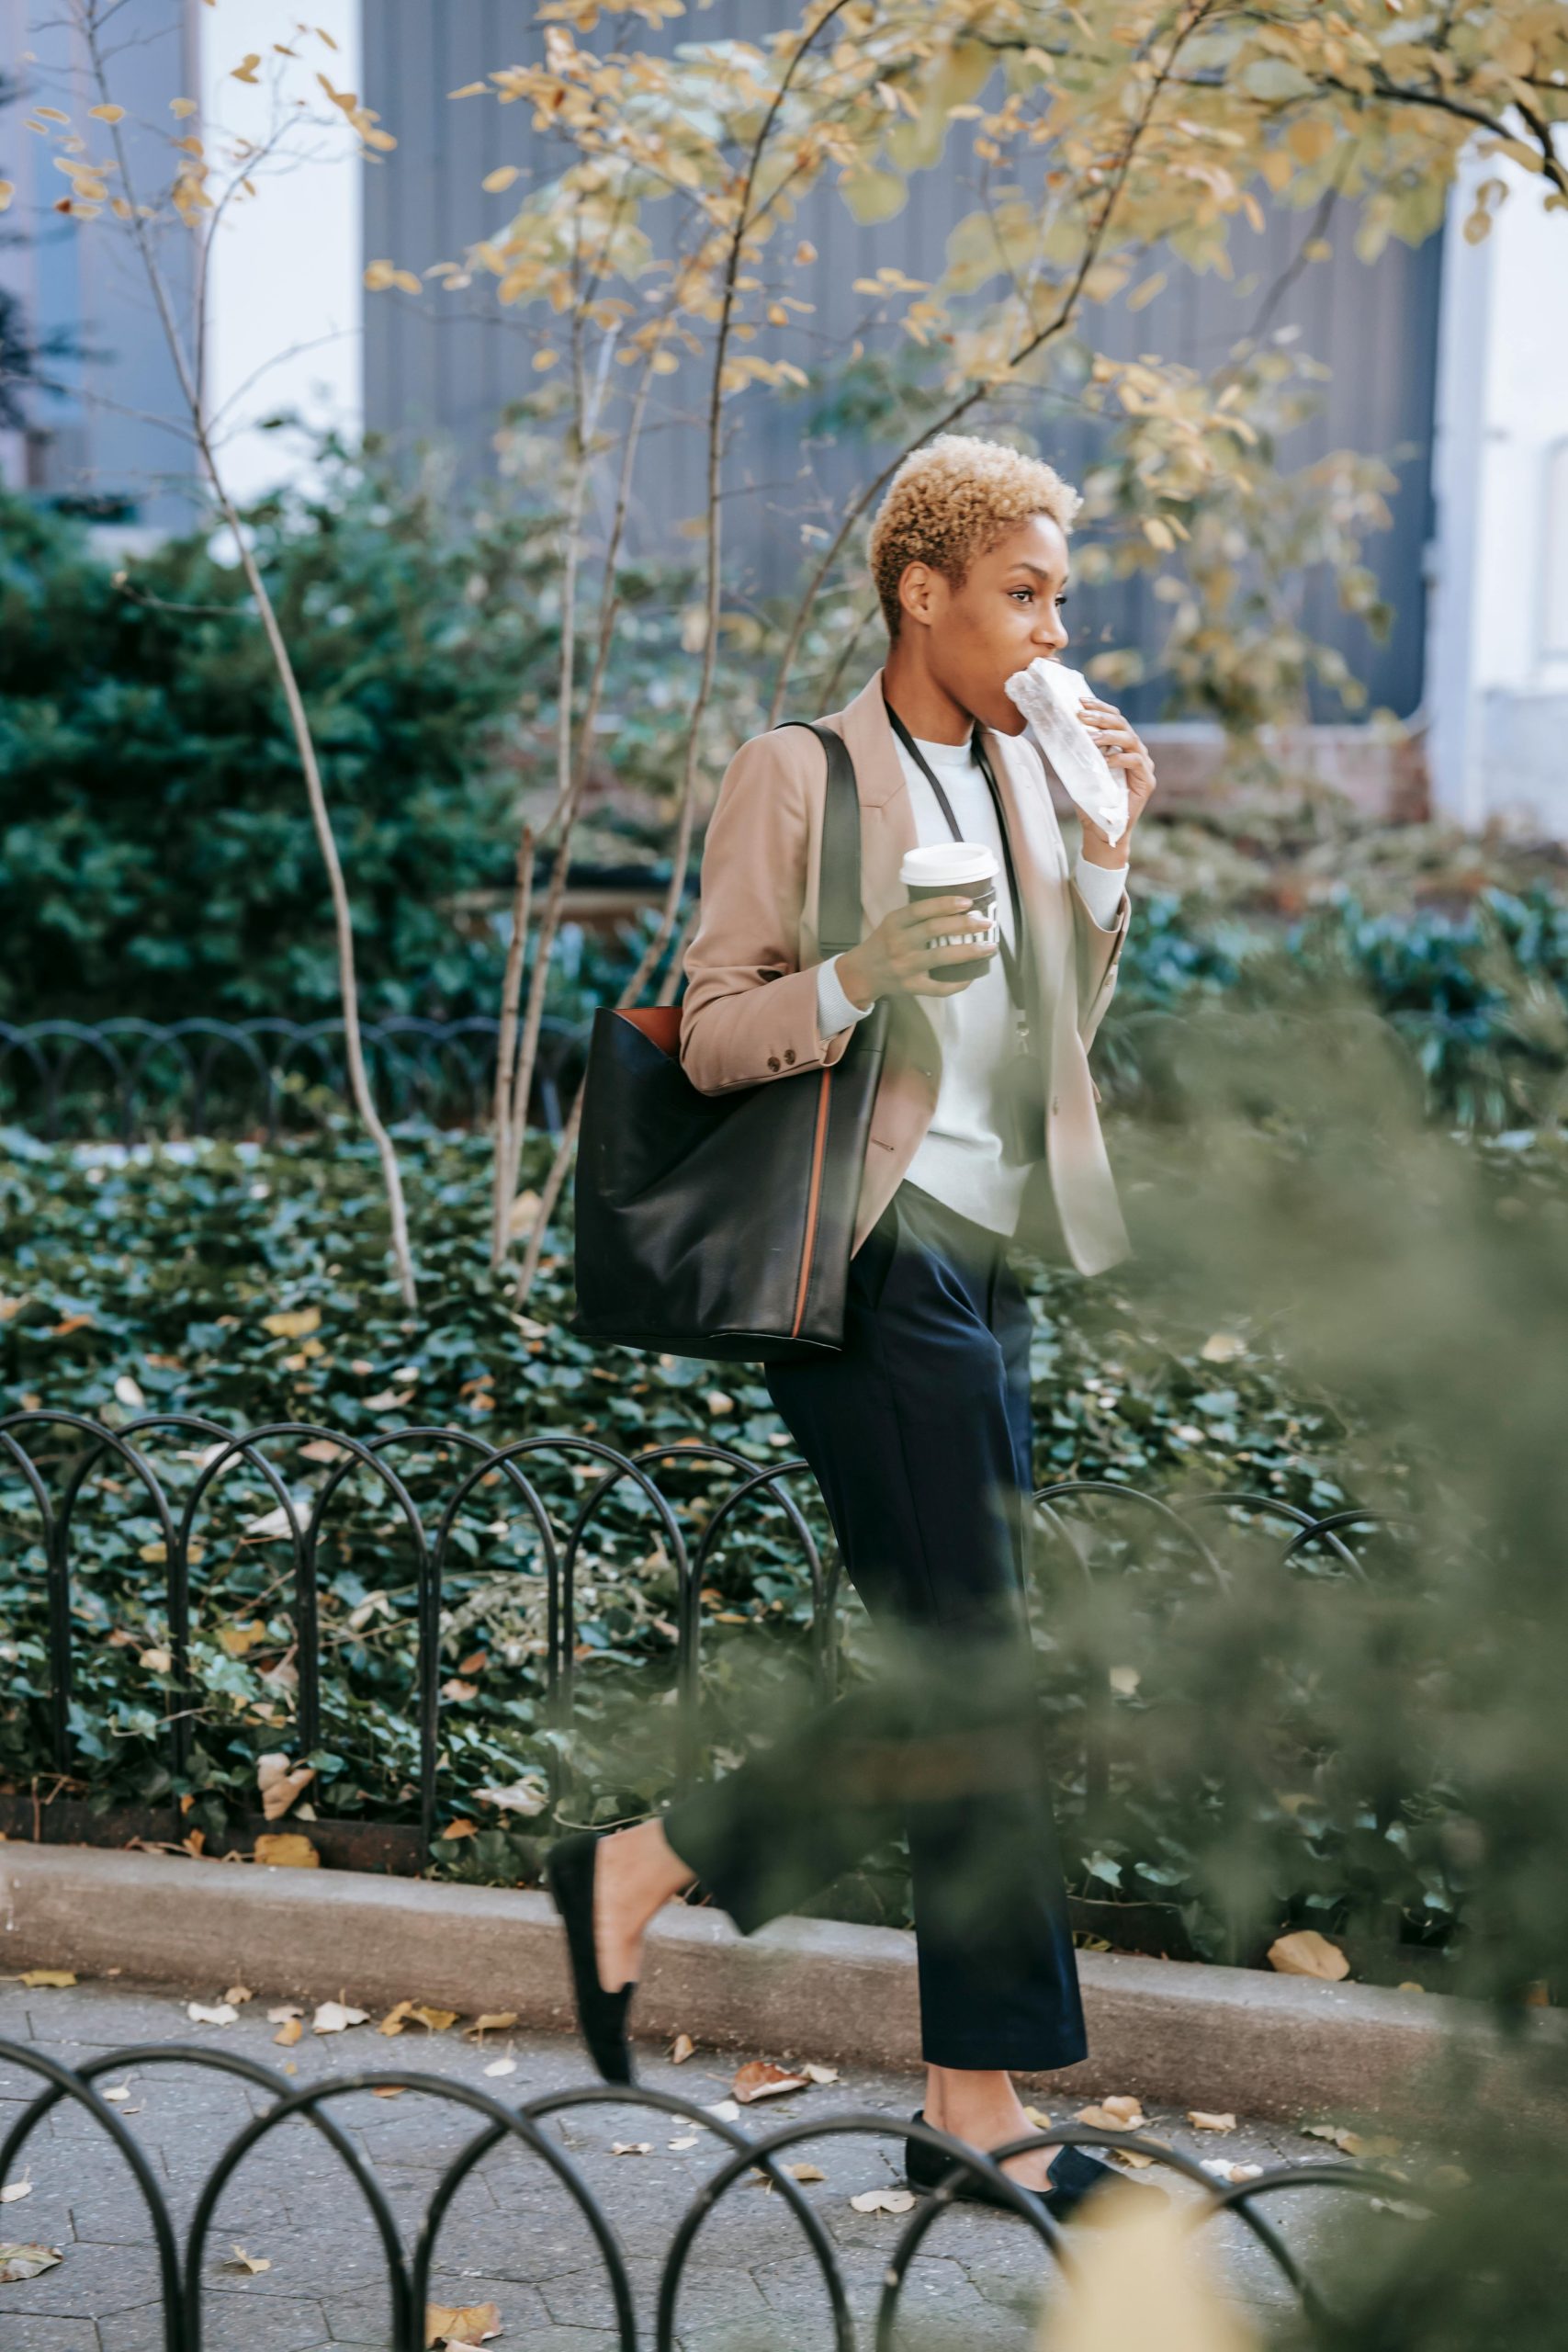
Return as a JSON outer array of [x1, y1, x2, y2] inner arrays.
[[897, 562, 938, 630]]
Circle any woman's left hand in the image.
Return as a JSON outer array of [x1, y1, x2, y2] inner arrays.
[[1077, 695, 1156, 859]]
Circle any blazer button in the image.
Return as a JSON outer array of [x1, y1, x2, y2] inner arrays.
[[767, 1055, 781, 1071], [784, 1047, 795, 1065]]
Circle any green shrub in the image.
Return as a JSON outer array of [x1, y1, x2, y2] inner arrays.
[[0, 443, 757, 1024]]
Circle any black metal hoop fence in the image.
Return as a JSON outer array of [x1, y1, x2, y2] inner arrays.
[[0, 1409, 1399, 1881], [0, 1014, 588, 1143], [0, 2026, 1405, 2352]]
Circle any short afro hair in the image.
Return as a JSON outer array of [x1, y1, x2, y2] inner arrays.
[[866, 434, 1081, 637]]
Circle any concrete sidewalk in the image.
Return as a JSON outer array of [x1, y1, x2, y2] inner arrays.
[[0, 1969, 1385, 2352]]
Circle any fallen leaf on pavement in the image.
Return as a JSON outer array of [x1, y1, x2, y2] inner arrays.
[[1188, 2112, 1237, 2133], [784, 2162, 825, 2183], [311, 2001, 369, 2036], [801, 2062, 839, 2084], [425, 2304, 502, 2346], [373, 2087, 403, 2099], [222, 2245, 272, 2275], [100, 2083, 132, 2103], [670, 2031, 694, 2064], [703, 2099, 740, 2121], [410, 2006, 458, 2034], [187, 2002, 239, 2027], [1201, 2159, 1264, 2186], [1023, 2105, 1052, 2131], [1112, 2147, 1157, 2168], [254, 1833, 318, 1869], [611, 2142, 652, 2156], [732, 2060, 808, 2104], [0, 2244, 62, 2282], [1302, 2122, 1400, 2159], [1075, 2098, 1146, 2132], [1267, 1930, 1349, 1982], [850, 2188, 916, 2214], [19, 1970, 75, 1990], [465, 2013, 518, 2040], [266, 2004, 303, 2023], [273, 2018, 304, 2048], [668, 2133, 699, 2150], [0, 2183, 30, 2205], [221, 1985, 254, 2007], [378, 2000, 414, 2036], [483, 2057, 516, 2079]]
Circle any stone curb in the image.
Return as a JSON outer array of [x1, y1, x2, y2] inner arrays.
[[0, 1842, 1553, 2124]]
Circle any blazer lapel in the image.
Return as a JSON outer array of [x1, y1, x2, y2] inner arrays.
[[836, 669, 916, 936]]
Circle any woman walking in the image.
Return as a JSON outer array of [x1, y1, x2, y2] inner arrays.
[[547, 435, 1157, 2217]]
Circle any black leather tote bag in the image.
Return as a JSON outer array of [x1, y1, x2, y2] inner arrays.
[[570, 721, 889, 1362]]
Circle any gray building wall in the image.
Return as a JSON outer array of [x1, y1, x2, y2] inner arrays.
[[1, 0, 199, 528], [362, 2, 1441, 723]]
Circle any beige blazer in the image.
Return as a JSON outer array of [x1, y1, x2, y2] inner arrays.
[[678, 667, 1131, 1276]]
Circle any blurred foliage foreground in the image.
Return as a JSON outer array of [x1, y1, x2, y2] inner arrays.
[[4, 967, 1568, 2042]]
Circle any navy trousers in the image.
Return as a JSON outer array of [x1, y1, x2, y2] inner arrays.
[[661, 1181, 1087, 2071]]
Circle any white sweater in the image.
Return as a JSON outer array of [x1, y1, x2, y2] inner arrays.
[[815, 729, 1127, 1238]]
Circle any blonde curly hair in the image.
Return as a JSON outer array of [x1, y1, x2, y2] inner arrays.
[[867, 434, 1081, 637]]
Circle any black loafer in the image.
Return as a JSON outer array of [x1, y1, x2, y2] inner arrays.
[[542, 1828, 637, 2086], [903, 2109, 1116, 2221]]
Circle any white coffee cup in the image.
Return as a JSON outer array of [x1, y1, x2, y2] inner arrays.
[[899, 842, 998, 983]]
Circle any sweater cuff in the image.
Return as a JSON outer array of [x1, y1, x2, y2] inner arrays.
[[816, 954, 875, 1039], [1074, 852, 1129, 933]]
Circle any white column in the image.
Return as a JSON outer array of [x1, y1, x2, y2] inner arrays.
[[1427, 149, 1568, 834], [197, 0, 363, 504]]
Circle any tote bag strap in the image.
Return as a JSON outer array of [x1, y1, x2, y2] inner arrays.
[[775, 719, 863, 957]]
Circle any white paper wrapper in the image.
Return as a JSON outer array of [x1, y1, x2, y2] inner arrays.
[[1003, 658, 1128, 847]]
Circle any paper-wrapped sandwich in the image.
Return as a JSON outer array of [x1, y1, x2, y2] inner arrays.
[[1002, 658, 1128, 849]]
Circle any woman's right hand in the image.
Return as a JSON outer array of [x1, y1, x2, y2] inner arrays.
[[834, 899, 997, 1008]]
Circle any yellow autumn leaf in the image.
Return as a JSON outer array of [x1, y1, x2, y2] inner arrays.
[[19, 1970, 76, 1990], [262, 1306, 321, 1340], [1037, 2177, 1258, 2351], [426, 2302, 502, 2346], [218, 1620, 269, 1658], [1267, 1929, 1350, 1981], [254, 1832, 319, 1869]]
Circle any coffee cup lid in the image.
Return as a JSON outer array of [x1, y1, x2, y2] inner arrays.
[[899, 842, 998, 888]]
